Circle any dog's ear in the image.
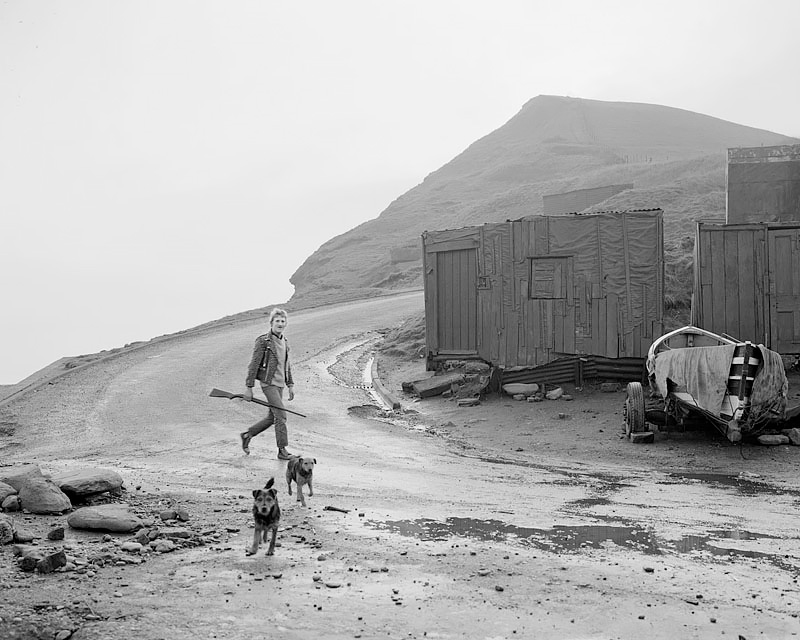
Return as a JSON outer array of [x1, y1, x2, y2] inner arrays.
[[264, 477, 275, 490], [313, 458, 317, 464], [252, 489, 260, 498]]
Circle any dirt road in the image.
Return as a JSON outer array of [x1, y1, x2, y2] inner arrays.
[[1, 292, 799, 639]]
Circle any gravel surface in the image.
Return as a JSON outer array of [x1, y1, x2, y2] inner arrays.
[[2, 293, 800, 640]]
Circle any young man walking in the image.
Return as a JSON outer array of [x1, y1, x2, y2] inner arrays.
[[241, 307, 296, 460]]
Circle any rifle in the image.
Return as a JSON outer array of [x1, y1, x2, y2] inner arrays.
[[209, 388, 307, 418]]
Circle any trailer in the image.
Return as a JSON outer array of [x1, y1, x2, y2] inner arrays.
[[623, 326, 788, 443]]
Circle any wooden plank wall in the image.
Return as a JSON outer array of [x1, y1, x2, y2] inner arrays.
[[767, 227, 800, 353], [694, 224, 767, 344]]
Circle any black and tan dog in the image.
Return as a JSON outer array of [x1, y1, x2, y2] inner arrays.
[[286, 455, 316, 507], [247, 477, 280, 556]]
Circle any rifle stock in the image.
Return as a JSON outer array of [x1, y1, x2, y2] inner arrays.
[[209, 388, 307, 418]]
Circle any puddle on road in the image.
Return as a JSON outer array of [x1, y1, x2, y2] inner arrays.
[[364, 517, 799, 571], [666, 472, 800, 498], [365, 517, 661, 555], [666, 530, 799, 572], [671, 529, 778, 555]]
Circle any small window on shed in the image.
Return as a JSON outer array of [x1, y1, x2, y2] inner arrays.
[[529, 257, 571, 299]]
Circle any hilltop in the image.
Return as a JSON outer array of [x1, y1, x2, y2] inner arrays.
[[289, 95, 798, 310]]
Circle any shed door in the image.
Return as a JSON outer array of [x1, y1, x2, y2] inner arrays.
[[436, 249, 477, 352], [769, 228, 800, 353]]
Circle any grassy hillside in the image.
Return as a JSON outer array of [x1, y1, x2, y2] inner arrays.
[[290, 96, 798, 311]]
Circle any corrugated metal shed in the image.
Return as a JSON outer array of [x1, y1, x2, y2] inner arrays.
[[422, 209, 664, 370]]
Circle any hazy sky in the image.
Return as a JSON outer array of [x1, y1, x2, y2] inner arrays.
[[1, 0, 798, 385]]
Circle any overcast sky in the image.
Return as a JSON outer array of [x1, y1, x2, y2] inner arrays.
[[1, 0, 798, 385]]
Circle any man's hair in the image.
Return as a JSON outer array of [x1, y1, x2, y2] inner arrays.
[[269, 308, 288, 324]]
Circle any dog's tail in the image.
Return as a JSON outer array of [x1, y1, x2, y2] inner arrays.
[[265, 477, 275, 489]]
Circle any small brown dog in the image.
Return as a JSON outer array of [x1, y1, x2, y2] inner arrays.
[[286, 455, 316, 507], [247, 477, 280, 556]]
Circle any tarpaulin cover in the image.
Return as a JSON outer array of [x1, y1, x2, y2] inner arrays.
[[546, 212, 661, 326], [654, 344, 737, 416], [750, 344, 789, 416]]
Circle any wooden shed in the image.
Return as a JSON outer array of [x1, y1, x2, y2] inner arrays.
[[422, 209, 665, 370], [692, 221, 800, 354]]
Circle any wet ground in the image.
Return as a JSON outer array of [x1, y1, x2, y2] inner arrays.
[[2, 292, 800, 639]]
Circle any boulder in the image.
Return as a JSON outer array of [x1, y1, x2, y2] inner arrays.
[[0, 464, 45, 492], [67, 504, 143, 533], [757, 434, 790, 446], [0, 481, 17, 503], [545, 387, 564, 400], [53, 468, 124, 498], [18, 478, 72, 514], [502, 383, 539, 396]]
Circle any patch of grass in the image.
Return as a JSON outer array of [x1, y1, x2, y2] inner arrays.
[[381, 312, 426, 360]]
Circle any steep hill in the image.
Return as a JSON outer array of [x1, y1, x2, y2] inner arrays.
[[289, 95, 798, 308]]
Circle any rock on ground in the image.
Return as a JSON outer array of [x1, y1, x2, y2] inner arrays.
[[781, 427, 800, 445], [757, 434, 790, 446], [0, 463, 45, 491], [53, 467, 124, 498], [67, 504, 143, 532], [0, 481, 17, 503], [0, 514, 13, 544], [18, 477, 72, 514]]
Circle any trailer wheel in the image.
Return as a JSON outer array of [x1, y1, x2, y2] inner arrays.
[[624, 381, 646, 438]]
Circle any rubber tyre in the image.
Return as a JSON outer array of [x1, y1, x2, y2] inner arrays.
[[624, 381, 646, 438]]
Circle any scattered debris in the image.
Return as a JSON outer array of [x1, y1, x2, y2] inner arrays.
[[457, 397, 480, 407], [409, 372, 465, 398], [323, 506, 351, 514]]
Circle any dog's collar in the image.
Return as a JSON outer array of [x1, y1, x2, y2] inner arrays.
[[298, 467, 312, 477]]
